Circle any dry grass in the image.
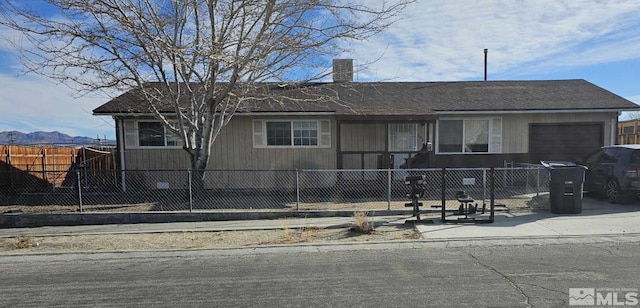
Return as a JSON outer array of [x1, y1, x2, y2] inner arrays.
[[13, 236, 37, 249], [0, 224, 422, 254], [281, 219, 294, 242], [349, 211, 375, 234], [279, 219, 323, 243], [301, 227, 322, 241]]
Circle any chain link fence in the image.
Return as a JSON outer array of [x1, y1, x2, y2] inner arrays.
[[0, 167, 550, 213]]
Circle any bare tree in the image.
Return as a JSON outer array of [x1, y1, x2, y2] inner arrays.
[[0, 0, 411, 176]]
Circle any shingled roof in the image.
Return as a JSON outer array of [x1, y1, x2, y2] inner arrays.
[[93, 79, 639, 116]]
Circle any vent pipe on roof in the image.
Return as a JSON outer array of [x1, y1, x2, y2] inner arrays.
[[484, 49, 488, 81]]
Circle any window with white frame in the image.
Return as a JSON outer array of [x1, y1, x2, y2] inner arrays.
[[292, 122, 318, 146], [254, 119, 331, 148], [437, 118, 501, 153], [137, 121, 182, 147], [266, 121, 318, 146]]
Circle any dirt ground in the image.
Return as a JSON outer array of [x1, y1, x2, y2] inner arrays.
[[0, 196, 541, 214], [0, 224, 423, 254], [0, 195, 545, 254]]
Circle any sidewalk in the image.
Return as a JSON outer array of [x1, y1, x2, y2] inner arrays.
[[1, 197, 639, 242], [416, 202, 640, 240]]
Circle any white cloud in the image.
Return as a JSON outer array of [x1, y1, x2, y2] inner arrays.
[[0, 25, 115, 138], [346, 0, 640, 81], [2, 0, 640, 138], [0, 74, 114, 138]]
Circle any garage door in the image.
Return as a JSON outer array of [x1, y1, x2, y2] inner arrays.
[[529, 123, 603, 163]]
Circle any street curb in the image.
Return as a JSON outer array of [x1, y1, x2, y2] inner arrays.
[[0, 210, 416, 228], [418, 232, 640, 242], [3, 233, 640, 259]]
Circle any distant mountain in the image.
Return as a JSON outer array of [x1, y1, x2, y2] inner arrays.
[[0, 131, 114, 145]]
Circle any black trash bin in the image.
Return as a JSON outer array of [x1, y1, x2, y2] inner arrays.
[[541, 161, 587, 214]]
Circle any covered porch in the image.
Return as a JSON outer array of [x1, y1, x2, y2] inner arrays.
[[336, 116, 438, 171]]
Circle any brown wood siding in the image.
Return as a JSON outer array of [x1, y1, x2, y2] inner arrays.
[[340, 123, 386, 151], [125, 149, 190, 170], [214, 116, 336, 170], [122, 112, 616, 171], [125, 116, 336, 170]]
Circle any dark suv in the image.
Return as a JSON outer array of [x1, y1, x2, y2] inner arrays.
[[578, 145, 640, 203]]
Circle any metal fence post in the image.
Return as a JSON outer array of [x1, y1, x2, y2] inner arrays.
[[188, 169, 193, 212], [295, 169, 300, 211], [441, 167, 446, 222], [76, 170, 83, 213], [41, 148, 47, 186], [387, 169, 392, 211], [536, 167, 540, 197], [490, 168, 495, 222], [482, 169, 487, 204], [525, 167, 530, 194]]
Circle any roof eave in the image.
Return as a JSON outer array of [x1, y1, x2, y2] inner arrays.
[[435, 108, 636, 115], [95, 111, 338, 117], [95, 108, 639, 117]]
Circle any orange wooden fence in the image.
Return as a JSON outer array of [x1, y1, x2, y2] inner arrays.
[[0, 145, 117, 192]]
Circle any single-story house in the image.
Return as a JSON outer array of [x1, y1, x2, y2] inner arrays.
[[93, 60, 640, 176]]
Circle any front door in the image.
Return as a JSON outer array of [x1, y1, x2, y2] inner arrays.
[[389, 123, 418, 178]]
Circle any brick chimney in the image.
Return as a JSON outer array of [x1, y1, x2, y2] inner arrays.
[[332, 59, 353, 82]]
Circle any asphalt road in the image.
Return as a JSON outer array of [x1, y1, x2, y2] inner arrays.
[[1, 242, 639, 307]]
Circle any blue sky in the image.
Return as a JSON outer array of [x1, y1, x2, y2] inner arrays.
[[1, 0, 640, 139]]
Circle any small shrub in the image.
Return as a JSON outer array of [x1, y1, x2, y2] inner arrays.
[[14, 236, 36, 249], [281, 220, 294, 242], [350, 211, 374, 234]]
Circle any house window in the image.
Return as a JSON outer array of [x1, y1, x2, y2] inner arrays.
[[293, 122, 318, 146], [464, 120, 489, 152], [254, 119, 330, 148], [438, 120, 463, 153], [437, 118, 501, 154], [138, 121, 182, 147], [266, 121, 318, 146], [389, 123, 418, 151], [266, 122, 292, 146]]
